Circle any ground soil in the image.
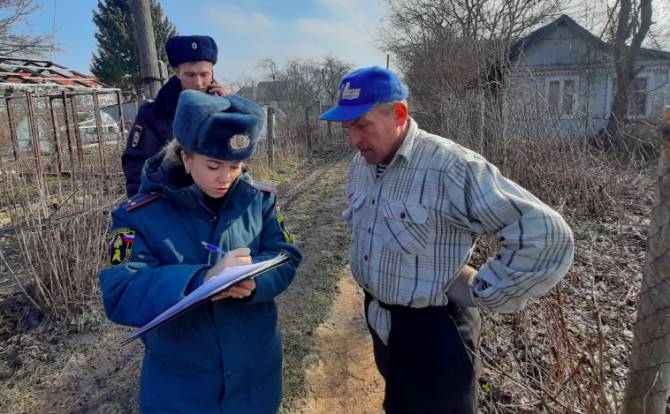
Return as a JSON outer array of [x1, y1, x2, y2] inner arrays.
[[295, 275, 384, 414]]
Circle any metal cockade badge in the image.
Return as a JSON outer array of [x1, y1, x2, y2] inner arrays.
[[230, 134, 251, 150]]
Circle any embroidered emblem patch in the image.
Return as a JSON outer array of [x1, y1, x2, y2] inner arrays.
[[130, 124, 143, 148], [229, 134, 251, 150], [108, 228, 136, 266], [275, 205, 294, 243], [191, 41, 198, 50], [340, 82, 360, 100]]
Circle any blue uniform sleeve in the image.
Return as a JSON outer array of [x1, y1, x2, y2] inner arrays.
[[98, 210, 209, 327], [244, 193, 302, 305]]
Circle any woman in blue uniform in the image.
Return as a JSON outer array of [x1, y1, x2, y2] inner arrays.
[[99, 90, 302, 414]]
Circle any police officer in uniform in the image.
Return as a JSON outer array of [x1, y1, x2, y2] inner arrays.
[[122, 35, 228, 196], [100, 91, 301, 413]]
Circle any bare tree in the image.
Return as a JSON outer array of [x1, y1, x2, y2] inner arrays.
[[379, 0, 563, 130], [257, 58, 279, 82], [256, 56, 353, 112], [604, 0, 653, 141], [0, 0, 56, 56], [315, 54, 353, 106]]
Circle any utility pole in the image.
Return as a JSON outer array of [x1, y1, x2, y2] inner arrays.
[[131, 0, 161, 100]]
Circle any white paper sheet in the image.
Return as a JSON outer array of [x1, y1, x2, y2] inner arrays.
[[122, 253, 289, 344]]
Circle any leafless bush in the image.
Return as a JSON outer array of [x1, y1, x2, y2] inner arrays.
[[0, 150, 124, 326]]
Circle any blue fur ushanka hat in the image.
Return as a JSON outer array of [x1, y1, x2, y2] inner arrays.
[[165, 35, 218, 67], [174, 90, 265, 161]]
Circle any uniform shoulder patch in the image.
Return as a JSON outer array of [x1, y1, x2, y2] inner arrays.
[[275, 204, 294, 243], [108, 228, 136, 266], [252, 180, 277, 194], [130, 124, 143, 148], [121, 192, 160, 212]]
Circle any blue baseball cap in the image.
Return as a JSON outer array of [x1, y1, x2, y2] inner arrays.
[[319, 66, 408, 122]]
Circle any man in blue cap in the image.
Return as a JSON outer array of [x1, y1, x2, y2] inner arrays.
[[321, 66, 574, 413], [122, 35, 227, 196]]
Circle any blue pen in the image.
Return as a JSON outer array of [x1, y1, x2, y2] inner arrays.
[[201, 241, 227, 255]]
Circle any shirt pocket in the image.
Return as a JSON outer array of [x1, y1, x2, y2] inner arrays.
[[382, 201, 433, 254], [344, 191, 367, 229]]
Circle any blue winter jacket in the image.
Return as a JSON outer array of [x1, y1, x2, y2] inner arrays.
[[99, 152, 302, 413], [122, 76, 181, 197]]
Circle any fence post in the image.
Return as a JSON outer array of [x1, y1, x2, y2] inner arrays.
[[267, 106, 274, 168], [48, 96, 64, 175], [92, 92, 109, 177], [116, 90, 127, 141], [5, 97, 20, 167], [25, 90, 43, 183], [304, 107, 312, 152], [314, 100, 322, 150], [61, 92, 76, 178], [70, 95, 85, 175]]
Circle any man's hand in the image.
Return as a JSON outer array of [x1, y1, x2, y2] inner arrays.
[[207, 83, 227, 96], [447, 265, 477, 307], [204, 247, 252, 283]]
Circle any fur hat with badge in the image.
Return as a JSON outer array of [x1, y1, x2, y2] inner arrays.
[[165, 35, 218, 67], [174, 90, 265, 161]]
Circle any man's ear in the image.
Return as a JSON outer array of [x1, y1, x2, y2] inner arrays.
[[394, 102, 408, 125]]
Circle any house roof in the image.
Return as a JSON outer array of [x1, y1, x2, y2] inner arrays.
[[0, 57, 118, 93], [509, 14, 670, 64]]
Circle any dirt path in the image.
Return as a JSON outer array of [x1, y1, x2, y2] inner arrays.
[[296, 274, 384, 414]]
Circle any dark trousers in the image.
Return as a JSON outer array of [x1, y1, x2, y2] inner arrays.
[[364, 292, 481, 414]]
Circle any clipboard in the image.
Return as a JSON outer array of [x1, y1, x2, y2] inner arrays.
[[122, 253, 290, 345]]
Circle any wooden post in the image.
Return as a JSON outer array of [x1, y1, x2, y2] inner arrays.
[[267, 106, 274, 168], [131, 0, 161, 99], [5, 98, 20, 166], [116, 90, 127, 146], [92, 92, 109, 177], [25, 91, 43, 182], [70, 95, 85, 174], [304, 107, 312, 152], [61, 92, 76, 177], [48, 97, 64, 175]]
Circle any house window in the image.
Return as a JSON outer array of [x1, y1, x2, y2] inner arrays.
[[611, 76, 649, 117], [547, 78, 576, 115], [630, 77, 648, 116]]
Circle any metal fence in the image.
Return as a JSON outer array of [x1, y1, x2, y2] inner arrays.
[[0, 89, 127, 183]]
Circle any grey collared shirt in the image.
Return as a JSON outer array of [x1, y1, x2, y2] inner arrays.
[[344, 119, 574, 343]]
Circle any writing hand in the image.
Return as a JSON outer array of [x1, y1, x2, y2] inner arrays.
[[204, 247, 252, 283]]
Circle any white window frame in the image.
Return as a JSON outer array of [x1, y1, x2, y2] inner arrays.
[[545, 76, 579, 118]]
